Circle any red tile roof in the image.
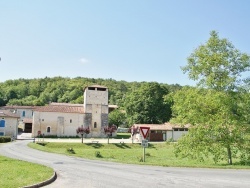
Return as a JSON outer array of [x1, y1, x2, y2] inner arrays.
[[50, 102, 83, 107], [35, 105, 84, 113]]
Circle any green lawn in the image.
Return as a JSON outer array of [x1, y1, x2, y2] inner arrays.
[[29, 142, 250, 169], [0, 155, 54, 188]]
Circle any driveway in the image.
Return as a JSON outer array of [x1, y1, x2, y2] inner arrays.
[[0, 140, 250, 188]]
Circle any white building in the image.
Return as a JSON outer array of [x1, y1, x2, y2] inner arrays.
[[131, 123, 189, 142]]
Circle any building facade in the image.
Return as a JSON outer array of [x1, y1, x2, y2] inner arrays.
[[131, 123, 189, 142], [32, 85, 113, 138], [83, 85, 109, 137], [0, 106, 35, 133], [0, 110, 19, 138]]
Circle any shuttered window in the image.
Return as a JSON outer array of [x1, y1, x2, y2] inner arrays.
[[0, 120, 5, 127]]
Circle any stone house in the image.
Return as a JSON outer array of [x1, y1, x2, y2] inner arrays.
[[0, 110, 19, 138], [0, 105, 35, 133]]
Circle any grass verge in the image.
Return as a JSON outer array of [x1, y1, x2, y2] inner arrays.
[[0, 155, 54, 188], [29, 142, 250, 169]]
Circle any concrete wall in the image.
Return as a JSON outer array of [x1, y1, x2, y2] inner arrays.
[[165, 130, 188, 141]]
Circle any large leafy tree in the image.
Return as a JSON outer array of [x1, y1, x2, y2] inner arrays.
[[172, 31, 250, 165], [172, 88, 250, 164], [182, 30, 250, 91], [124, 82, 171, 125]]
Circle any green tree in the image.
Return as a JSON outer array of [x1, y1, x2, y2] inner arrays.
[[182, 30, 250, 91], [124, 82, 171, 125], [172, 88, 250, 164], [108, 109, 126, 127], [173, 31, 250, 165]]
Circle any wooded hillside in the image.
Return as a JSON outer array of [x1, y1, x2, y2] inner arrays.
[[0, 76, 181, 107]]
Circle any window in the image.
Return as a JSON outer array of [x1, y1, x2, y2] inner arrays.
[[0, 120, 5, 127], [47, 127, 51, 133], [70, 119, 72, 123], [22, 111, 25, 117], [89, 87, 95, 90], [94, 122, 97, 128], [0, 132, 4, 136], [97, 88, 106, 91]]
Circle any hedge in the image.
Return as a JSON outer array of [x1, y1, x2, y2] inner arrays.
[[0, 136, 11, 143]]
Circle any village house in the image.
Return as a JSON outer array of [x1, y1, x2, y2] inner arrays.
[[0, 105, 35, 133], [0, 110, 19, 138], [131, 123, 189, 141]]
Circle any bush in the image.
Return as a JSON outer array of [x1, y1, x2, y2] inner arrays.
[[36, 142, 47, 146], [66, 148, 75, 154], [95, 151, 102, 158], [0, 136, 11, 143]]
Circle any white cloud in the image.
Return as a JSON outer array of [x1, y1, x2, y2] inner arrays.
[[80, 57, 89, 64]]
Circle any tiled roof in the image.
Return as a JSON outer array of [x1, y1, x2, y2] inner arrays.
[[50, 102, 83, 107], [133, 122, 190, 131], [0, 110, 20, 118], [35, 105, 84, 113]]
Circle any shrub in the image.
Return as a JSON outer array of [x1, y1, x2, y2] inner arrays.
[[36, 142, 47, 146], [95, 151, 102, 158], [0, 136, 11, 143], [66, 148, 75, 154], [138, 156, 143, 162]]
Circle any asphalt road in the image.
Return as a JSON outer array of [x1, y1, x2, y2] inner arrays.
[[0, 140, 250, 188]]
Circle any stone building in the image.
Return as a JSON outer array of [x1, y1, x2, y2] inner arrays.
[[0, 105, 35, 133], [32, 85, 116, 138], [0, 110, 19, 138], [83, 85, 109, 137]]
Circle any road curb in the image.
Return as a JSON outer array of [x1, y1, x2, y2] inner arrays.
[[22, 171, 57, 188]]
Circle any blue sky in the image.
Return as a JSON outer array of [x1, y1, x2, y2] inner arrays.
[[0, 0, 250, 86]]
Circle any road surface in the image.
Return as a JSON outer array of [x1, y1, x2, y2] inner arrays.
[[0, 140, 250, 188]]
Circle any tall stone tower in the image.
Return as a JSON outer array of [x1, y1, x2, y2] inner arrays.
[[83, 85, 109, 137]]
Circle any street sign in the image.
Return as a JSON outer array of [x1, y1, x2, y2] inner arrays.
[[139, 127, 150, 139], [141, 139, 148, 147]]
